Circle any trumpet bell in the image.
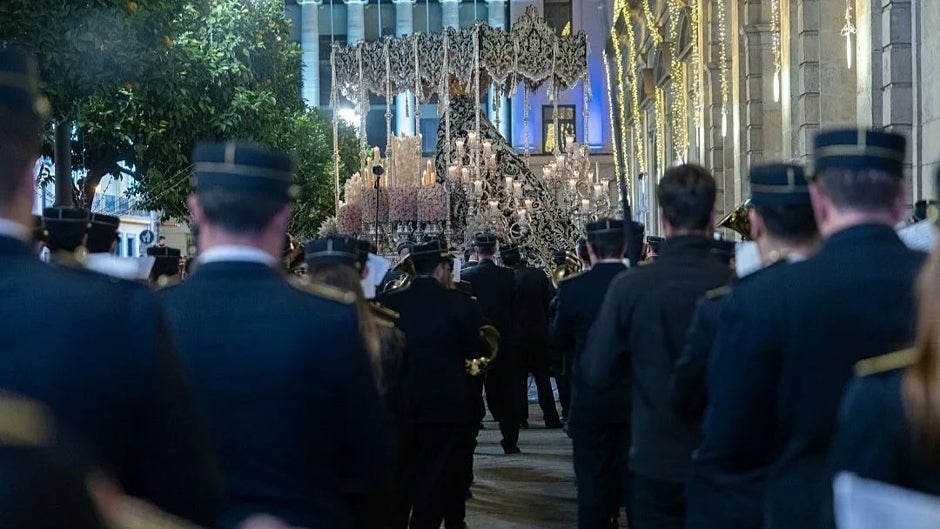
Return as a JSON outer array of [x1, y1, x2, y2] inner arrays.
[[551, 251, 583, 288], [717, 200, 753, 241]]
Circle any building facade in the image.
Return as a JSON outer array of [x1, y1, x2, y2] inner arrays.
[[286, 0, 614, 157], [605, 0, 937, 235]]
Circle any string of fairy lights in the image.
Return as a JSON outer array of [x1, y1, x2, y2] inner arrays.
[[602, 49, 622, 188], [667, 0, 689, 160], [607, 0, 734, 205], [716, 0, 730, 137], [655, 87, 667, 176], [642, 0, 664, 46], [770, 0, 782, 103], [622, 7, 647, 176]]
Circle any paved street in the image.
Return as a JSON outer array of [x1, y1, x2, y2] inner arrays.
[[466, 404, 578, 528]]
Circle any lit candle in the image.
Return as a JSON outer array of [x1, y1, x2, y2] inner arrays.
[[594, 183, 604, 198], [504, 176, 513, 189], [426, 160, 432, 175], [373, 146, 381, 161], [524, 198, 533, 210], [513, 181, 522, 197]]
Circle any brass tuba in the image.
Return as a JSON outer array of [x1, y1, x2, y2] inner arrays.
[[551, 251, 583, 288], [716, 199, 753, 241], [382, 255, 415, 292]]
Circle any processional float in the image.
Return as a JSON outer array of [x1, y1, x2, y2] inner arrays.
[[320, 6, 616, 269]]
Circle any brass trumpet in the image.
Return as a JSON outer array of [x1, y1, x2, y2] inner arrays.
[[551, 251, 583, 288], [716, 200, 753, 241]]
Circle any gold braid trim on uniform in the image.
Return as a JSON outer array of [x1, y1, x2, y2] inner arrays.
[[0, 396, 52, 447], [100, 496, 206, 529], [369, 302, 400, 321], [289, 276, 356, 304], [855, 348, 919, 378], [467, 325, 500, 376], [706, 285, 731, 299]]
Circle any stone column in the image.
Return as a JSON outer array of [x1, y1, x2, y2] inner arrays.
[[486, 0, 509, 138], [791, 0, 820, 163], [790, 0, 856, 162], [394, 0, 417, 136], [704, 0, 729, 217], [441, 0, 462, 29], [880, 0, 913, 198], [346, 0, 367, 44], [739, 0, 783, 178], [301, 1, 323, 108]]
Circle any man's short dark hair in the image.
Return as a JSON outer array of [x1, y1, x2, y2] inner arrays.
[[0, 106, 41, 208], [587, 232, 625, 260], [197, 188, 285, 234], [477, 245, 495, 257], [657, 164, 717, 231], [753, 203, 818, 243], [814, 169, 903, 214], [85, 229, 118, 254]]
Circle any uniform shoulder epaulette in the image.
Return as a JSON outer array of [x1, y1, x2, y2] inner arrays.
[[289, 275, 356, 304], [50, 250, 86, 269], [706, 285, 732, 299], [370, 301, 400, 321], [558, 270, 585, 283], [854, 348, 919, 378], [0, 395, 52, 447], [154, 274, 182, 290]]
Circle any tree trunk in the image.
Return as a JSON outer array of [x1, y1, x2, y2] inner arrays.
[[80, 168, 107, 210], [53, 120, 73, 207]]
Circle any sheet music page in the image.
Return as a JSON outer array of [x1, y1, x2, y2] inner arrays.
[[897, 220, 935, 252], [834, 472, 940, 529]]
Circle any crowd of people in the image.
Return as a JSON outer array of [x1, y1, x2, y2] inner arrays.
[[4, 44, 940, 529]]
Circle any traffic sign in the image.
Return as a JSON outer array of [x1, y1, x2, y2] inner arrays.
[[140, 229, 155, 245]]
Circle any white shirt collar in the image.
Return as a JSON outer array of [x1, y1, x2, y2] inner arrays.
[[0, 218, 30, 243], [198, 245, 277, 268]]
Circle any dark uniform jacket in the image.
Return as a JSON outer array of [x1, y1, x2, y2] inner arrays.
[[0, 235, 220, 526], [582, 236, 733, 482], [824, 350, 940, 528], [0, 395, 103, 529], [670, 291, 728, 422], [158, 261, 389, 529], [378, 277, 488, 424], [511, 265, 554, 361], [696, 225, 925, 529], [462, 259, 515, 340], [553, 262, 629, 426]]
